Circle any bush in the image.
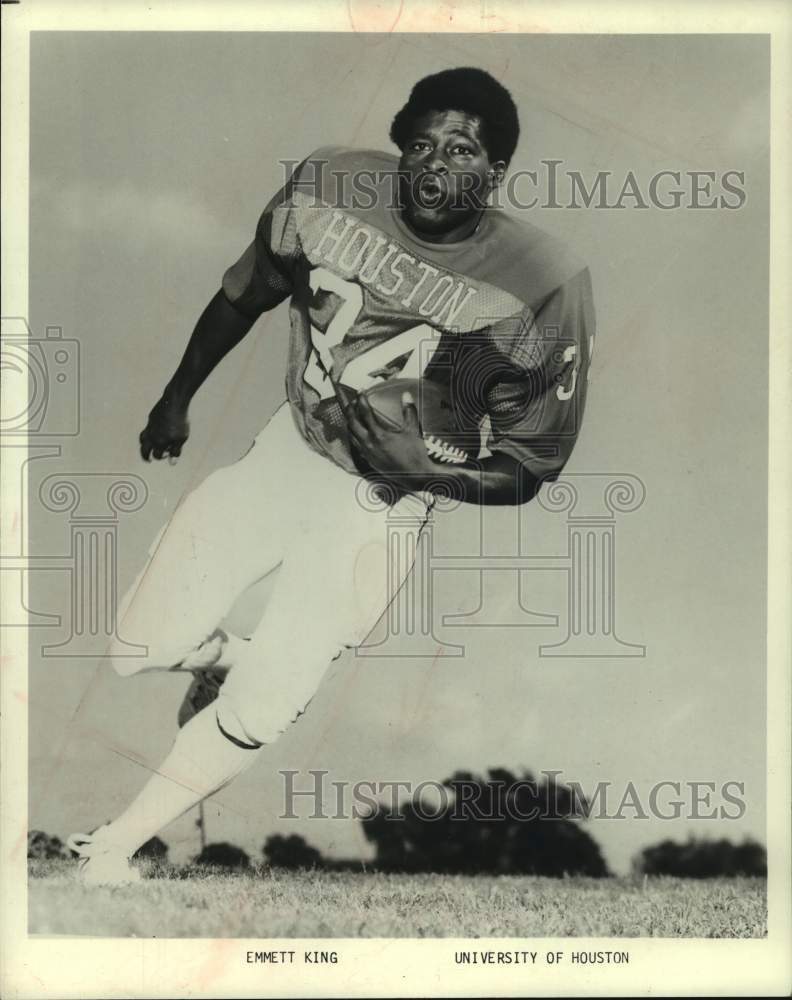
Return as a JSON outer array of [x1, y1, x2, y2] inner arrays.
[[634, 837, 767, 878], [263, 834, 323, 869], [27, 830, 68, 859], [194, 842, 250, 870], [133, 836, 169, 861], [362, 767, 609, 877]]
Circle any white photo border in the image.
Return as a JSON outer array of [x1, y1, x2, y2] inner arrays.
[[1, 1, 790, 997]]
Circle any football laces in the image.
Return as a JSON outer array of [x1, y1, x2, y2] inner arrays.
[[423, 434, 468, 465]]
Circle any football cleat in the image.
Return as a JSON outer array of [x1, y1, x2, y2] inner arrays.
[[177, 666, 229, 728], [66, 827, 141, 885]]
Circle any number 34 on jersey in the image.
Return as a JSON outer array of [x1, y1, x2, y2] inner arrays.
[[303, 266, 587, 404]]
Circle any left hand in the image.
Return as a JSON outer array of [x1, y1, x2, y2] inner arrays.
[[344, 391, 435, 477]]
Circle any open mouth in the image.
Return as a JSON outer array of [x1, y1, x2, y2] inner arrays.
[[416, 174, 446, 208]]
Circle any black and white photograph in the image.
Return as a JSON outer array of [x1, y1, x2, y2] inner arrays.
[[1, 1, 790, 997]]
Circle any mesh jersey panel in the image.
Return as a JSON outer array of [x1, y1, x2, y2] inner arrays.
[[222, 146, 595, 481]]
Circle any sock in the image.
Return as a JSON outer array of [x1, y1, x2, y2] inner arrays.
[[104, 704, 262, 857]]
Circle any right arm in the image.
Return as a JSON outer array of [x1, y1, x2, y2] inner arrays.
[[139, 153, 308, 463], [139, 290, 259, 461], [139, 151, 320, 462]]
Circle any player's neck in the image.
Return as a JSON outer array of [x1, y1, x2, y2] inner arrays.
[[400, 209, 485, 245]]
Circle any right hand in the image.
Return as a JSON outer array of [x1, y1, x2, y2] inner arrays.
[[139, 395, 190, 462]]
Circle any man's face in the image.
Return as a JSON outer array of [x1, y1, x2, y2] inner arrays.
[[397, 109, 505, 241]]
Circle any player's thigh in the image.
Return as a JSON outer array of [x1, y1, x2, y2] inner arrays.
[[217, 490, 430, 744], [278, 481, 430, 648], [173, 405, 304, 564], [113, 408, 298, 665]]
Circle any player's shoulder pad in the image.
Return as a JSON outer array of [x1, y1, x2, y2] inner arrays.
[[290, 145, 398, 206], [485, 211, 590, 308]]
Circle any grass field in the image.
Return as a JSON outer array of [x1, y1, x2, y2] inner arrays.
[[28, 860, 766, 938]]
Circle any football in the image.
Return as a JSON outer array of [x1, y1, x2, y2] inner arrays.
[[357, 377, 471, 465]]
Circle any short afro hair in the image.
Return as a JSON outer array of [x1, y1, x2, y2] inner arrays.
[[390, 67, 520, 166]]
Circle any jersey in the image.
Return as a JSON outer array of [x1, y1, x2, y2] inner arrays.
[[222, 146, 595, 483]]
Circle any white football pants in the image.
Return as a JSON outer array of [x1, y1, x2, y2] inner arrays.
[[110, 402, 433, 745]]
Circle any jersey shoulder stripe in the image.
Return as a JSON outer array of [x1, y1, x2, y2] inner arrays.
[[476, 213, 589, 311], [294, 146, 589, 310]]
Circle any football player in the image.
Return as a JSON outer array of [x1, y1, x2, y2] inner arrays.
[[68, 67, 594, 883]]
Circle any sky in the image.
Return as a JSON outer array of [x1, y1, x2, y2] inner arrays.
[[24, 32, 769, 874]]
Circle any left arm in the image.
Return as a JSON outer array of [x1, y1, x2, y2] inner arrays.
[[346, 394, 538, 506], [347, 265, 594, 507]]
